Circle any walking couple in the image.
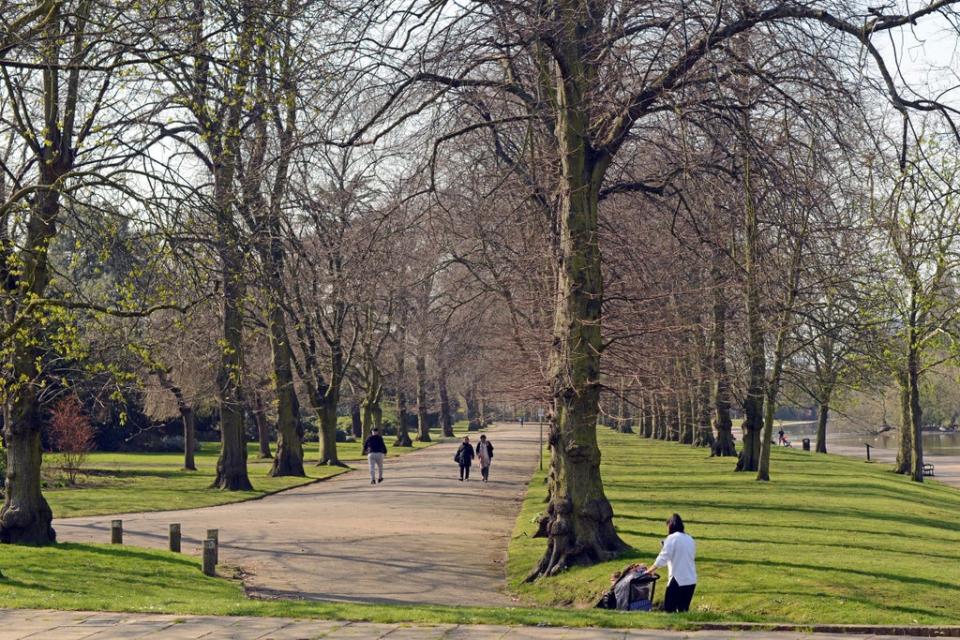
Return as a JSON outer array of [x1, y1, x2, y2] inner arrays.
[[454, 434, 494, 482]]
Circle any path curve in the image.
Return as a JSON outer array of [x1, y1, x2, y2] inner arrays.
[[55, 422, 541, 606]]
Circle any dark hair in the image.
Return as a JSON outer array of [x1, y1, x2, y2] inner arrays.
[[372, 428, 379, 433], [667, 513, 685, 534], [480, 434, 487, 440]]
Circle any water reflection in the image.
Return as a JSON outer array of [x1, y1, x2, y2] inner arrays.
[[780, 424, 960, 456]]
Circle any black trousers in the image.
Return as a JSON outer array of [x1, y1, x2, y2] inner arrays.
[[459, 463, 471, 479], [663, 578, 696, 612], [480, 465, 490, 481]]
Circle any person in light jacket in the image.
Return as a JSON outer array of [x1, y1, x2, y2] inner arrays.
[[475, 434, 494, 482], [362, 428, 388, 485], [645, 513, 697, 612]]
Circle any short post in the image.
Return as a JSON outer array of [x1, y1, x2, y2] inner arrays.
[[169, 523, 181, 553], [865, 443, 872, 462], [206, 528, 219, 566], [202, 539, 216, 576], [111, 519, 122, 544]]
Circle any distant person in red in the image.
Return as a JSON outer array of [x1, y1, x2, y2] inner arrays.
[[645, 513, 697, 612]]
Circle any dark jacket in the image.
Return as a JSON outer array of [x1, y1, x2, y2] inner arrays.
[[455, 442, 475, 465], [363, 434, 387, 455]]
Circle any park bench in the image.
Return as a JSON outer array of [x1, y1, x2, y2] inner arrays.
[[923, 463, 935, 476]]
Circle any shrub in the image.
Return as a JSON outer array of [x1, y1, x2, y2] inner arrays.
[[48, 395, 95, 485]]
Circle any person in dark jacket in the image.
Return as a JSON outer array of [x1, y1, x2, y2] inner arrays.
[[363, 428, 388, 485], [455, 436, 475, 481]]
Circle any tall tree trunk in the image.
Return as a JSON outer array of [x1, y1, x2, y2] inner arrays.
[[678, 394, 692, 444], [1, 11, 75, 542], [316, 395, 344, 467], [737, 156, 765, 473], [642, 394, 653, 438], [361, 361, 382, 443], [465, 384, 479, 430], [210, 0, 257, 492], [711, 264, 736, 456], [894, 368, 912, 474], [268, 307, 304, 477], [252, 391, 272, 459], [315, 353, 345, 466], [694, 348, 714, 448], [156, 370, 197, 471], [415, 353, 430, 442], [757, 229, 803, 481], [529, 53, 626, 577], [907, 338, 924, 483], [438, 367, 454, 437], [212, 260, 253, 490], [350, 402, 362, 438], [815, 394, 831, 454]]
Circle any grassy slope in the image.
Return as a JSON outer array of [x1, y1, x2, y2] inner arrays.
[[507, 428, 960, 625], [45, 436, 437, 519]]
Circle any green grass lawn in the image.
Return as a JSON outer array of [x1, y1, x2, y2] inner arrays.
[[0, 543, 705, 629], [507, 428, 960, 625], [11, 423, 951, 630], [43, 431, 446, 519]]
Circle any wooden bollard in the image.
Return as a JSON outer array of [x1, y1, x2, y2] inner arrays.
[[202, 539, 216, 576], [206, 529, 218, 565], [111, 520, 122, 544], [169, 523, 181, 553]]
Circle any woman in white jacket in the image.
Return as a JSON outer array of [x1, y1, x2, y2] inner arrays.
[[645, 513, 697, 612]]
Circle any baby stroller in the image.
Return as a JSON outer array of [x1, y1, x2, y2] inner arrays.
[[596, 565, 660, 611]]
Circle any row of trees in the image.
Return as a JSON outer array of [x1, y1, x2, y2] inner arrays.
[[3, 0, 960, 582]]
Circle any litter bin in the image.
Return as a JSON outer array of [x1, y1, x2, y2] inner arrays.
[[802, 438, 811, 451]]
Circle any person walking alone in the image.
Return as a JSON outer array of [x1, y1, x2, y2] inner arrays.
[[476, 434, 494, 482], [363, 427, 388, 485], [645, 513, 697, 612], [455, 435, 475, 481]]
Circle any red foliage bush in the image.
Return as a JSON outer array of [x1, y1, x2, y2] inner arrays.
[[48, 395, 94, 484]]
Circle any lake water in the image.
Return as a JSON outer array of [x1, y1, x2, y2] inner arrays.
[[780, 423, 960, 456]]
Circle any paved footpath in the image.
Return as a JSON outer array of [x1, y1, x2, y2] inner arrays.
[[55, 423, 541, 606], [1, 610, 950, 640]]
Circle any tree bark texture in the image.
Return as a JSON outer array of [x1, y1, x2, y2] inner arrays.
[[711, 266, 736, 456], [438, 367, 454, 437], [267, 307, 304, 477], [350, 403, 362, 438], [0, 6, 77, 544], [895, 368, 912, 474], [907, 337, 924, 483], [815, 396, 830, 454], [529, 28, 627, 577], [736, 156, 765, 473], [252, 391, 273, 459], [210, 0, 258, 492], [156, 370, 197, 471], [415, 353, 430, 442]]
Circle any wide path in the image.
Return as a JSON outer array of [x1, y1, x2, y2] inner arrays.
[[55, 423, 541, 606], [4, 609, 955, 640]]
